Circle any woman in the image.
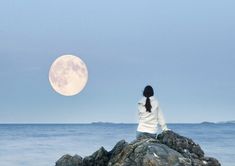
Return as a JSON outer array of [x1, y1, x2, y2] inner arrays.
[[136, 85, 169, 139]]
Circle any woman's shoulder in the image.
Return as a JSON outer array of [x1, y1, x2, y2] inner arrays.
[[150, 97, 159, 109], [138, 96, 159, 107], [150, 96, 158, 102], [138, 97, 146, 105], [138, 96, 158, 102]]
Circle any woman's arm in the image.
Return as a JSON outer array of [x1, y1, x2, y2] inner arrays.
[[157, 106, 168, 131], [138, 102, 145, 117]]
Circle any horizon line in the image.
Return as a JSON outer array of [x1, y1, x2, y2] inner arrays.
[[0, 121, 233, 125]]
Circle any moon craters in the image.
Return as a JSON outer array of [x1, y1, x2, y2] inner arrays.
[[49, 55, 88, 96]]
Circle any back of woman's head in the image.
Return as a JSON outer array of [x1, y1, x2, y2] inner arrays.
[[143, 85, 154, 112]]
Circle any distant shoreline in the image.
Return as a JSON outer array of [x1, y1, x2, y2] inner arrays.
[[0, 121, 234, 125]]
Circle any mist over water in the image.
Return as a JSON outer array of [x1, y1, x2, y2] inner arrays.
[[0, 123, 234, 166]]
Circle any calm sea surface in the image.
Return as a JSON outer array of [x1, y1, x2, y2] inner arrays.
[[0, 123, 234, 166]]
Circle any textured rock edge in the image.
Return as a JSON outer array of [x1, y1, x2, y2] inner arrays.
[[55, 131, 221, 166]]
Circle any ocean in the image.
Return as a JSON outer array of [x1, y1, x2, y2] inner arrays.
[[0, 123, 234, 166]]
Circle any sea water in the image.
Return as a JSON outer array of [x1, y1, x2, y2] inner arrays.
[[0, 123, 234, 166]]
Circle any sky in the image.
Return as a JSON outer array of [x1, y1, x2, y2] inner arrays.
[[0, 0, 234, 123]]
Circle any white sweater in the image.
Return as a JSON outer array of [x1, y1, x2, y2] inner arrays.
[[137, 96, 168, 134]]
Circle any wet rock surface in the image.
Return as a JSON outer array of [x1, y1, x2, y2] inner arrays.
[[55, 130, 220, 166]]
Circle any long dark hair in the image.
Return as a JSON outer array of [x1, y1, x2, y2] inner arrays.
[[143, 85, 154, 112]]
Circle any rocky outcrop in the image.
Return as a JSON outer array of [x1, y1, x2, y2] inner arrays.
[[157, 131, 220, 166], [56, 154, 83, 166], [55, 130, 220, 166], [83, 147, 109, 166]]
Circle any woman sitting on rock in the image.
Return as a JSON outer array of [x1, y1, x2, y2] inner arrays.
[[136, 85, 169, 139]]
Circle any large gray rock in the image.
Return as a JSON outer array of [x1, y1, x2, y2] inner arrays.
[[83, 147, 109, 166], [55, 131, 221, 166], [157, 131, 220, 166], [108, 138, 191, 166], [56, 154, 83, 166], [157, 130, 204, 158]]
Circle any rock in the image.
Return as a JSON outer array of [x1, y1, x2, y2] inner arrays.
[[108, 138, 191, 166], [55, 130, 221, 166], [157, 130, 204, 158], [202, 157, 221, 166], [108, 140, 129, 161], [56, 154, 83, 166], [83, 147, 109, 166], [157, 131, 221, 166]]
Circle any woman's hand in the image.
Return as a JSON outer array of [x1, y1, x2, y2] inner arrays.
[[163, 128, 171, 132]]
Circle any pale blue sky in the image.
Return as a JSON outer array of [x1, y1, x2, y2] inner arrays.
[[0, 0, 234, 123]]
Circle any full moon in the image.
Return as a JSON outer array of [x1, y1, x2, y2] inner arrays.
[[49, 55, 88, 96]]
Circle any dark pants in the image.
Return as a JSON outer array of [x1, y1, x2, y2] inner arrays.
[[136, 131, 157, 139]]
